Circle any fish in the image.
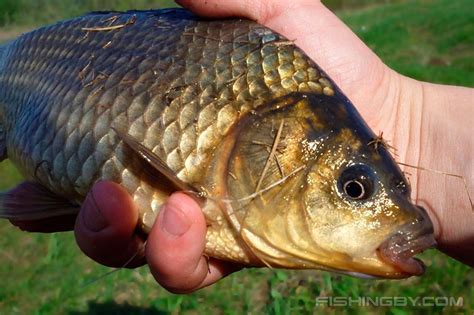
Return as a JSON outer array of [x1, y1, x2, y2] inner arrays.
[[0, 8, 436, 278]]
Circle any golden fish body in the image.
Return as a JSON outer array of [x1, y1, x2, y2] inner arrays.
[[0, 9, 435, 278]]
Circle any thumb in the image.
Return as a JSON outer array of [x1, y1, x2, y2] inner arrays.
[[146, 192, 210, 293]]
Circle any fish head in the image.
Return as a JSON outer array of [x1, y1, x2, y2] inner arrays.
[[224, 92, 435, 278], [299, 131, 436, 279]]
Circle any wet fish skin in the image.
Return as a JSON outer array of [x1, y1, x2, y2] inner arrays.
[[0, 9, 434, 278]]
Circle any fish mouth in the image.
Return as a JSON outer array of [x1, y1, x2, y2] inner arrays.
[[377, 206, 437, 276]]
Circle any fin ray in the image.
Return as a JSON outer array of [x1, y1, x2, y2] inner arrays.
[[0, 182, 79, 220]]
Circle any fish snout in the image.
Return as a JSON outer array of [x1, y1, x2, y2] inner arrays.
[[377, 205, 436, 276]]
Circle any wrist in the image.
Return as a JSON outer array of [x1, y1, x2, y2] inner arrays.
[[416, 83, 473, 264], [388, 76, 474, 265]]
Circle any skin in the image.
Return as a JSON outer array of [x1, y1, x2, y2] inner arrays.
[[10, 0, 473, 293]]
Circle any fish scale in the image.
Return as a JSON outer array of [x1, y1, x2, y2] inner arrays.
[[0, 9, 325, 250], [0, 9, 435, 278]]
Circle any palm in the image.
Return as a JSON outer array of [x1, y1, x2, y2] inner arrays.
[[180, 0, 396, 135]]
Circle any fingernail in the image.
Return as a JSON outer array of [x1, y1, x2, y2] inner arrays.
[[82, 190, 107, 232], [161, 203, 190, 236]]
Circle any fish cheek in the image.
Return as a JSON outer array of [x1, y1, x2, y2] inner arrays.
[[303, 170, 358, 256], [216, 101, 311, 217], [201, 98, 327, 266]]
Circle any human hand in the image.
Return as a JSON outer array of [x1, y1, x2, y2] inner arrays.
[[12, 181, 240, 293]]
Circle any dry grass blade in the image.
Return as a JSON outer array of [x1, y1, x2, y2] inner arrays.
[[82, 24, 128, 32], [251, 140, 271, 147], [274, 155, 284, 178], [222, 165, 305, 203], [81, 244, 144, 287], [102, 41, 112, 49], [368, 131, 398, 156], [82, 14, 136, 32], [100, 15, 119, 26], [192, 165, 304, 206], [255, 119, 284, 193], [78, 55, 94, 82], [398, 162, 473, 211], [264, 39, 296, 48]]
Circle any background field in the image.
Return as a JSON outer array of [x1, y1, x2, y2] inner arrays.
[[0, 0, 473, 314]]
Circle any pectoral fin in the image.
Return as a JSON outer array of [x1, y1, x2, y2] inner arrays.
[[0, 182, 80, 220], [112, 128, 202, 195]]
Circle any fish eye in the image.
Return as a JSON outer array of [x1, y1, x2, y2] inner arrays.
[[343, 180, 366, 199], [338, 165, 375, 201]]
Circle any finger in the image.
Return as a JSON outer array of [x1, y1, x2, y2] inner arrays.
[[146, 192, 241, 293], [195, 257, 243, 291], [74, 181, 146, 268], [176, 0, 264, 20], [176, 0, 385, 106]]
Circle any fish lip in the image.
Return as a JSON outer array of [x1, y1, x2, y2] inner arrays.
[[377, 233, 436, 276], [376, 212, 437, 276]]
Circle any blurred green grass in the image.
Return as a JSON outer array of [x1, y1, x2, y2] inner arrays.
[[0, 0, 176, 26], [0, 0, 473, 314]]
